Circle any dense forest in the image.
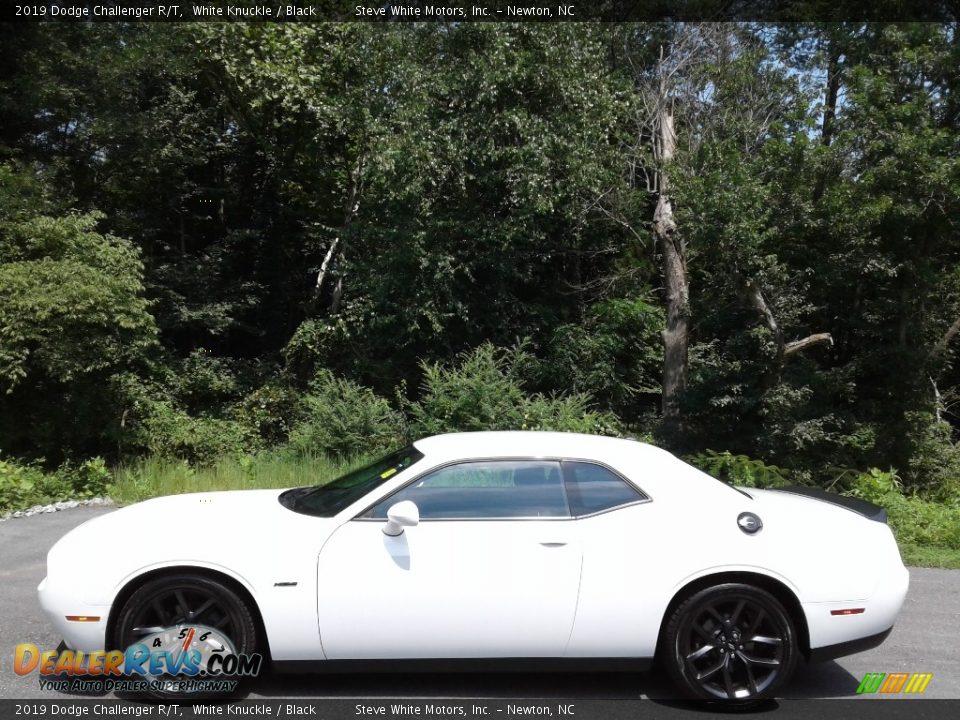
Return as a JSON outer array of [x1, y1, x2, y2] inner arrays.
[[1, 22, 959, 556]]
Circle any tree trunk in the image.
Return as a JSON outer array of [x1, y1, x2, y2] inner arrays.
[[743, 277, 785, 369], [655, 103, 689, 424], [813, 40, 842, 204], [310, 237, 339, 311], [820, 43, 841, 149], [307, 157, 362, 315]]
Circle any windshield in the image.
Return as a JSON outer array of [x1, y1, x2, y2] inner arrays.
[[279, 446, 425, 517]]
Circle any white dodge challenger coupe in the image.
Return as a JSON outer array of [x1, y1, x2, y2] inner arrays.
[[38, 432, 909, 701]]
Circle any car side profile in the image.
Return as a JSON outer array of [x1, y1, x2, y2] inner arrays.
[[38, 431, 909, 701]]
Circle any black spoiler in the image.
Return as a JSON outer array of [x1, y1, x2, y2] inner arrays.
[[770, 486, 888, 523]]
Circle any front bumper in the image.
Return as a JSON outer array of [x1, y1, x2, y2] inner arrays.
[[38, 576, 110, 652]]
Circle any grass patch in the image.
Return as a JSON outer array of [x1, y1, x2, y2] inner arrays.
[[898, 542, 960, 569], [109, 452, 368, 505], [882, 494, 960, 563]]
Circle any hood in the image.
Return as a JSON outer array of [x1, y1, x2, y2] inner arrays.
[[55, 488, 294, 547], [47, 489, 334, 604]]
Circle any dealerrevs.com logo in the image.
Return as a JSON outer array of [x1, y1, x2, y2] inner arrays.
[[14, 625, 262, 694], [856, 672, 933, 695]]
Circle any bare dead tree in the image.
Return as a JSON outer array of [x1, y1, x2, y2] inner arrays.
[[609, 24, 833, 423], [625, 25, 726, 427]]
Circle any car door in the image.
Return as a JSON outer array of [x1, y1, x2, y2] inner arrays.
[[316, 459, 582, 659]]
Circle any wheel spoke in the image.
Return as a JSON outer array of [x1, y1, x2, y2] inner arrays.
[[747, 608, 766, 636], [213, 614, 231, 630], [685, 644, 715, 662], [750, 634, 782, 646], [151, 598, 170, 625], [707, 606, 726, 624], [737, 652, 760, 695], [696, 656, 726, 681], [722, 656, 735, 699], [191, 597, 216, 620], [740, 651, 780, 667], [730, 599, 746, 624], [173, 590, 189, 619]]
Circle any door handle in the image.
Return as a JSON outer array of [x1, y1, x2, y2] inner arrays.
[[539, 542, 568, 548]]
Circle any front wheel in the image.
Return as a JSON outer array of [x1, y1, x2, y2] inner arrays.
[[111, 573, 260, 699], [663, 583, 798, 701]]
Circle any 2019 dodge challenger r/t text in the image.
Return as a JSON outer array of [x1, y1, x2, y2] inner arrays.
[[37, 431, 909, 701]]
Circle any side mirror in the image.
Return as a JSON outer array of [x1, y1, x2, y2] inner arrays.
[[382, 500, 420, 537]]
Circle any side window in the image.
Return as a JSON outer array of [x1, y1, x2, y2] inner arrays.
[[563, 462, 644, 516], [367, 460, 569, 519]]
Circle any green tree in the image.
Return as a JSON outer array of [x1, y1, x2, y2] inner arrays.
[[0, 165, 157, 460], [805, 25, 960, 485]]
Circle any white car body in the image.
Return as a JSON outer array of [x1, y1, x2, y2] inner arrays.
[[39, 432, 908, 679]]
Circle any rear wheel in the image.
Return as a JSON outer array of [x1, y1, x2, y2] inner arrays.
[[664, 583, 797, 701], [112, 574, 259, 699]]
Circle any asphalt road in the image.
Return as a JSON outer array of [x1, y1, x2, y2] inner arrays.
[[1, 506, 958, 701]]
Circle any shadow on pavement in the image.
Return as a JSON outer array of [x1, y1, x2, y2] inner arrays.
[[246, 659, 862, 700]]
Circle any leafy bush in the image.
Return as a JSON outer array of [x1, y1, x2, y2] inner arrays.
[[166, 349, 241, 415], [57, 457, 112, 499], [284, 317, 355, 380], [1, 455, 115, 513], [845, 467, 902, 504], [234, 381, 300, 446], [542, 298, 663, 420], [113, 374, 258, 464], [686, 450, 790, 488], [884, 493, 960, 551], [407, 344, 527, 436], [1, 459, 53, 511], [839, 466, 960, 550], [137, 405, 254, 465], [0, 458, 74, 512], [901, 412, 960, 499], [407, 344, 622, 438], [521, 394, 623, 436], [289, 370, 404, 459]]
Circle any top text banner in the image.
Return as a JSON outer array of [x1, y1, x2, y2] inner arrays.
[[2, 0, 958, 23]]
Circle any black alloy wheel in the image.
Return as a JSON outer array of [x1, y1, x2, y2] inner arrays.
[[112, 573, 258, 699], [664, 583, 797, 701]]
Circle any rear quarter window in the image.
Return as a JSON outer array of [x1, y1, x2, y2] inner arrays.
[[563, 461, 645, 516]]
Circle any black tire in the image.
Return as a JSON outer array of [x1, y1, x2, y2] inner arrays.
[[663, 583, 798, 702], [111, 573, 259, 700]]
